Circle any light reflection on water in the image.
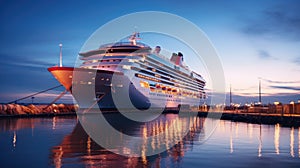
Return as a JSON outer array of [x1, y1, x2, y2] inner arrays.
[[275, 123, 280, 155], [0, 114, 299, 168]]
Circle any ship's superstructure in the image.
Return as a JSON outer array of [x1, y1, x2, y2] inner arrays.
[[48, 33, 206, 111]]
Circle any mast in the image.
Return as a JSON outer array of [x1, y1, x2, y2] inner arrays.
[[129, 32, 140, 45], [59, 43, 63, 67]]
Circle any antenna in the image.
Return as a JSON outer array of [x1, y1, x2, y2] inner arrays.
[[129, 28, 141, 45], [134, 26, 138, 34], [59, 43, 63, 67]]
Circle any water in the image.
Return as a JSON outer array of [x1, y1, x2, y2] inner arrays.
[[0, 114, 299, 168]]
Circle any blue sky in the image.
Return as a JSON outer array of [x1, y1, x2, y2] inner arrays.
[[0, 0, 299, 104]]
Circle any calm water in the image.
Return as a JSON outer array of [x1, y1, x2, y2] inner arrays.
[[0, 114, 299, 168]]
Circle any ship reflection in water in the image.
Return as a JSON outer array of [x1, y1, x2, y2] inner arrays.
[[0, 114, 300, 168], [51, 114, 205, 168]]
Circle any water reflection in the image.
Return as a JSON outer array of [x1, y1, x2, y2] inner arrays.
[[1, 116, 300, 168], [258, 125, 262, 157], [0, 117, 76, 157], [230, 123, 233, 153], [0, 118, 35, 132], [290, 127, 294, 157], [221, 121, 300, 158], [0, 118, 35, 150], [52, 117, 56, 130], [13, 131, 17, 148], [50, 114, 206, 167], [274, 123, 280, 155]]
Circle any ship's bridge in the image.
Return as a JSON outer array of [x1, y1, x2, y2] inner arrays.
[[79, 42, 151, 57], [99, 42, 150, 49]]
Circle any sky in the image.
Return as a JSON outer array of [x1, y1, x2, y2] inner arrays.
[[0, 0, 299, 104]]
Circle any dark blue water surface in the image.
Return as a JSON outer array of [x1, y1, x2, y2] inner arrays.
[[0, 114, 299, 168]]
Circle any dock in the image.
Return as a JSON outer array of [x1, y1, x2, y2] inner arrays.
[[0, 103, 77, 117]]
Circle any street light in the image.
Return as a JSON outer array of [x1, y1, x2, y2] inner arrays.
[[274, 101, 281, 114]]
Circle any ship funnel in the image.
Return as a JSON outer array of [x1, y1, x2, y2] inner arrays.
[[170, 52, 183, 66]]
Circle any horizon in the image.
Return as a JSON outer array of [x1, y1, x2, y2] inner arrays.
[[0, 0, 299, 104]]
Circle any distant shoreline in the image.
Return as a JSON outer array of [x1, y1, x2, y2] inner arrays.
[[198, 111, 300, 127]]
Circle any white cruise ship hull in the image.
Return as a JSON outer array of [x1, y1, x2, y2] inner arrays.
[[48, 67, 202, 112]]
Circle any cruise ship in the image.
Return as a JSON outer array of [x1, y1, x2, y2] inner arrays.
[[48, 33, 206, 111]]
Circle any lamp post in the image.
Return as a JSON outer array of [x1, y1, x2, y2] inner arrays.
[[274, 101, 279, 114], [290, 101, 295, 116]]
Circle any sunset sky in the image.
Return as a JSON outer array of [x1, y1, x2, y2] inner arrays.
[[0, 0, 299, 104]]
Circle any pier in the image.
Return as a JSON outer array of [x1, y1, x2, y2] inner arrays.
[[0, 103, 77, 117], [198, 102, 300, 127]]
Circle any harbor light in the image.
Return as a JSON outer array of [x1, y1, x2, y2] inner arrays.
[[290, 101, 295, 114], [274, 101, 280, 105]]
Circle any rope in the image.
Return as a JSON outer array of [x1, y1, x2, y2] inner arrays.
[[42, 89, 68, 110], [7, 85, 63, 104]]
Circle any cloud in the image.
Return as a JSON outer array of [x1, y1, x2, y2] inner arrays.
[[260, 78, 300, 84], [241, 4, 300, 41], [0, 53, 54, 69], [293, 57, 300, 65], [270, 85, 300, 91], [257, 49, 275, 59]]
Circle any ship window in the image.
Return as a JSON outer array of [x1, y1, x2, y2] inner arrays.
[[150, 87, 155, 92], [105, 48, 145, 53], [140, 81, 149, 88], [161, 76, 170, 81], [135, 73, 161, 83]]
